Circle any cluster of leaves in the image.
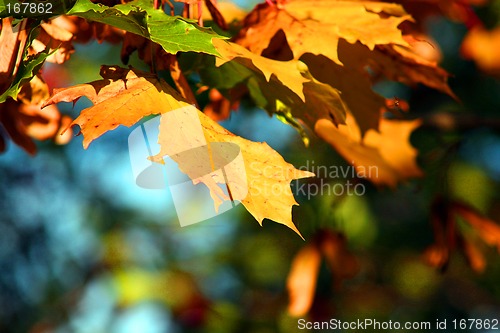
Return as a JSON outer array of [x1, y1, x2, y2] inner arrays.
[[1, 0, 452, 227], [2, 0, 500, 319]]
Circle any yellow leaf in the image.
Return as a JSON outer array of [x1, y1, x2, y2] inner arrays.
[[213, 39, 347, 129], [303, 38, 454, 135], [315, 113, 423, 187], [462, 27, 500, 75], [44, 66, 313, 236], [150, 105, 314, 236], [286, 244, 321, 316], [214, 39, 309, 101], [235, 0, 410, 65]]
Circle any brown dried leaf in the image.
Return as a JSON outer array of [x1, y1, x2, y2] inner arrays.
[[374, 43, 455, 97], [21, 104, 60, 141], [121, 32, 149, 65], [0, 101, 37, 155], [92, 22, 125, 44]]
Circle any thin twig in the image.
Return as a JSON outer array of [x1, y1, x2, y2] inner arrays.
[[166, 54, 199, 108], [421, 112, 500, 131], [197, 1, 203, 26]]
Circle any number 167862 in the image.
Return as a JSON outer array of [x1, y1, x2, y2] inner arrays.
[[6, 2, 53, 15]]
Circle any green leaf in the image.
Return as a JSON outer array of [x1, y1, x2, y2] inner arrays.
[[66, 0, 147, 36], [146, 9, 224, 55], [0, 48, 51, 103], [67, 0, 225, 56], [0, 23, 50, 103]]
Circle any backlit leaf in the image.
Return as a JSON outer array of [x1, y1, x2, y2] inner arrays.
[[44, 66, 314, 236], [67, 0, 226, 56]]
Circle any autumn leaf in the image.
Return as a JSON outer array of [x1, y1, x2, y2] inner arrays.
[[320, 231, 359, 288], [189, 40, 347, 141], [234, 0, 411, 65], [424, 198, 499, 273], [0, 18, 71, 152], [232, 1, 452, 140], [0, 18, 27, 93], [151, 106, 314, 236], [300, 39, 451, 184], [218, 39, 348, 125], [42, 66, 188, 148], [287, 243, 321, 316], [461, 27, 500, 75], [395, 0, 487, 29], [215, 39, 309, 101], [286, 230, 358, 316], [30, 19, 75, 64], [315, 112, 423, 187], [452, 201, 500, 252], [303, 38, 454, 135], [0, 50, 52, 104], [424, 198, 453, 271], [0, 75, 70, 154], [459, 234, 486, 273], [372, 42, 455, 97], [44, 66, 314, 235], [203, 88, 238, 121], [0, 18, 29, 102], [204, 0, 228, 30]]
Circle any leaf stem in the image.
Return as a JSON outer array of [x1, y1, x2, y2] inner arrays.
[[166, 54, 198, 108]]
